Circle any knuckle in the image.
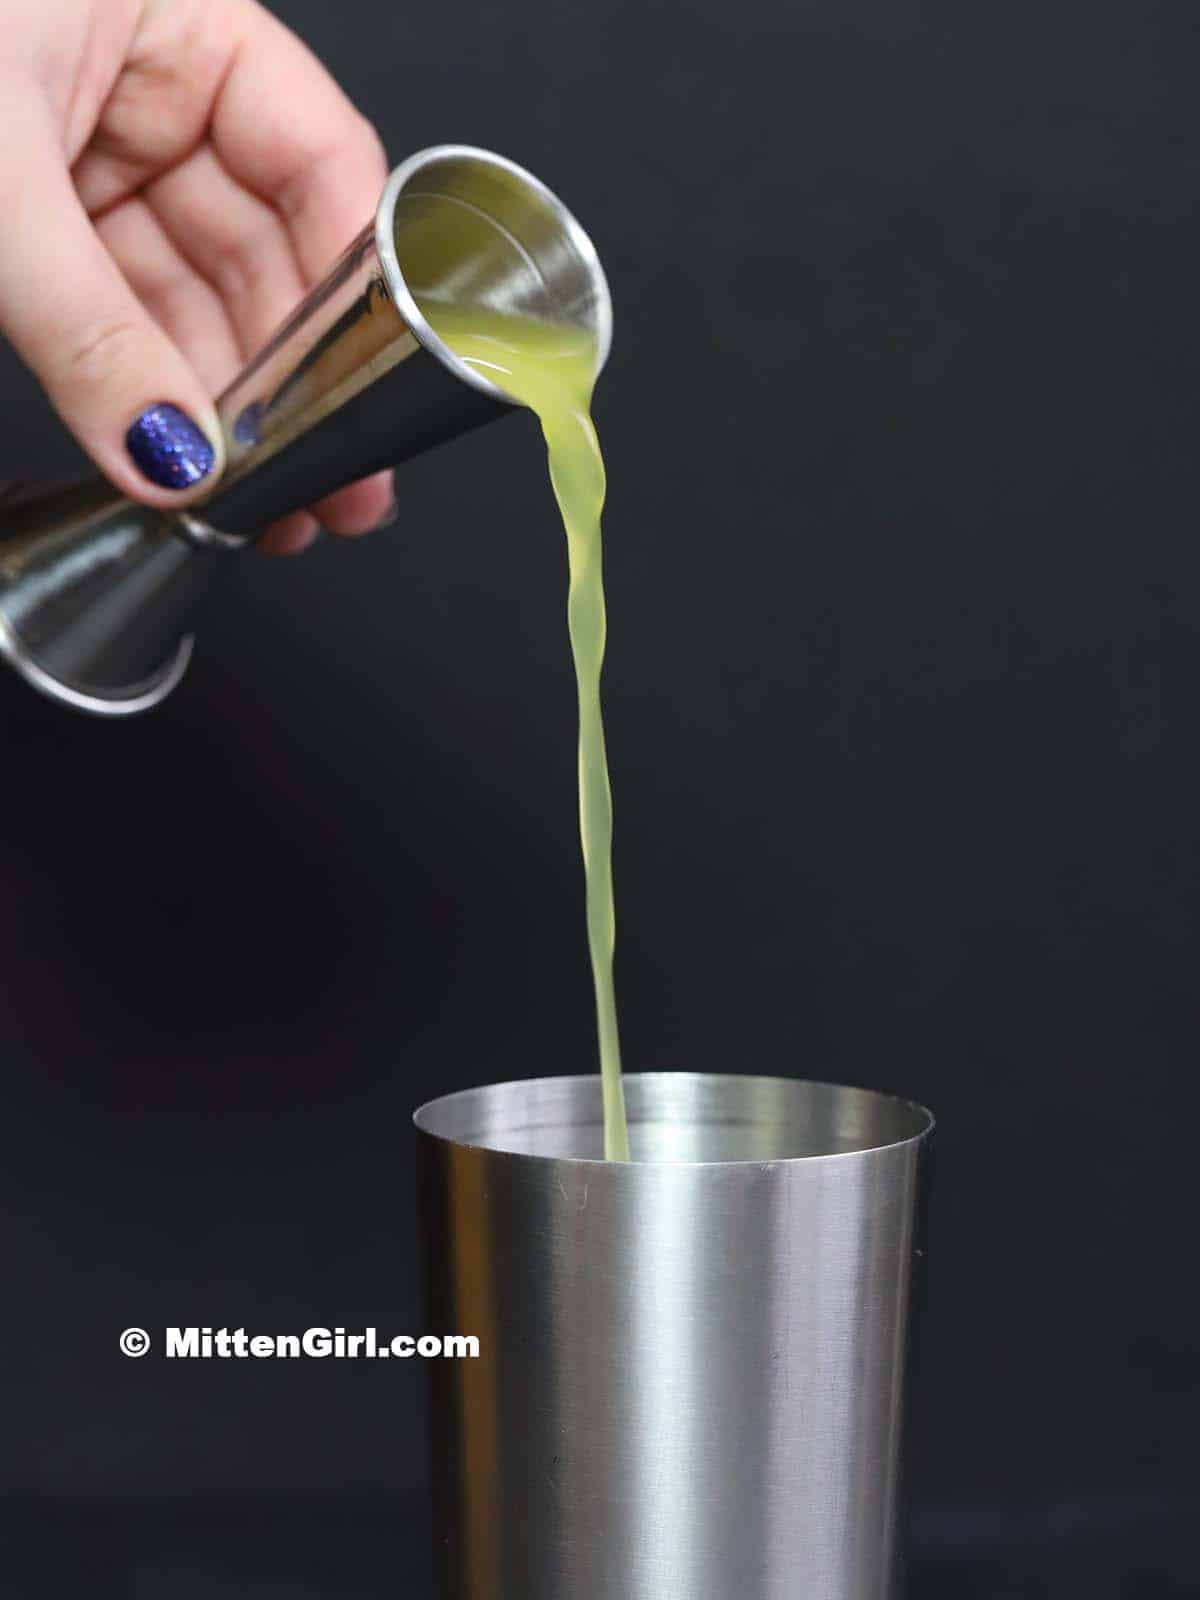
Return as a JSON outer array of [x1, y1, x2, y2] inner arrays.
[[355, 115, 388, 176], [62, 316, 144, 392], [206, 230, 269, 306]]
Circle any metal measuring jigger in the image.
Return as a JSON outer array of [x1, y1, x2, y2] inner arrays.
[[0, 145, 612, 716], [417, 1073, 934, 1600]]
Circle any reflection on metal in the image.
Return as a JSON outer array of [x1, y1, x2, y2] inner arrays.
[[0, 146, 612, 715], [417, 1072, 934, 1600]]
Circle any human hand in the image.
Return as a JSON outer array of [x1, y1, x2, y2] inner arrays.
[[0, 0, 394, 553]]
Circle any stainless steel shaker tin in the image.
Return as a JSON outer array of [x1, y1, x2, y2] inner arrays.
[[416, 1072, 933, 1599]]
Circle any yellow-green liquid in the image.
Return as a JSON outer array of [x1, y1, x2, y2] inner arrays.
[[415, 302, 631, 1161]]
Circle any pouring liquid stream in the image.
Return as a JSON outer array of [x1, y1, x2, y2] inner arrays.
[[415, 302, 630, 1161]]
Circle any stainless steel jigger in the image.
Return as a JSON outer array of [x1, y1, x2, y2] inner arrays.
[[417, 1073, 934, 1600], [0, 145, 612, 716]]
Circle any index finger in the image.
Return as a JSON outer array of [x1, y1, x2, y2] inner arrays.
[[212, 0, 389, 283]]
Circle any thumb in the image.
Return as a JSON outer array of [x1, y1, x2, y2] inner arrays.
[[0, 90, 224, 507]]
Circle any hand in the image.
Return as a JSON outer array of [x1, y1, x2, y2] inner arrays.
[[0, 0, 394, 553]]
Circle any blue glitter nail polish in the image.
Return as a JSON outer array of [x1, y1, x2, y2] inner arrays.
[[125, 403, 215, 490], [232, 401, 263, 447]]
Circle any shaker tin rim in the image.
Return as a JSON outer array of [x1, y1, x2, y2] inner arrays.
[[413, 1070, 935, 1170]]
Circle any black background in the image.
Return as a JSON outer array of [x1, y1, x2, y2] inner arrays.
[[2, 0, 1199, 1594]]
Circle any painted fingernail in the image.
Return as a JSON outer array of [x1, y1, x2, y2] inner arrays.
[[125, 403, 216, 490]]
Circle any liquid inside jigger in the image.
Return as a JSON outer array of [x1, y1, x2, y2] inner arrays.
[[415, 297, 630, 1161]]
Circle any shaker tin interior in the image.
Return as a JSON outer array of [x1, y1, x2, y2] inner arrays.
[[414, 1071, 934, 1167]]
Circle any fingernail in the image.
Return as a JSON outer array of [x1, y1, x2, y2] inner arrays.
[[125, 403, 216, 490], [373, 498, 399, 531]]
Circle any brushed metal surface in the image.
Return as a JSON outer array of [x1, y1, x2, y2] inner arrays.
[[416, 1073, 933, 1600]]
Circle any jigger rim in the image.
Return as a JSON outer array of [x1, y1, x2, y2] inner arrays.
[[414, 1070, 935, 1169], [0, 608, 194, 718], [374, 144, 614, 406]]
